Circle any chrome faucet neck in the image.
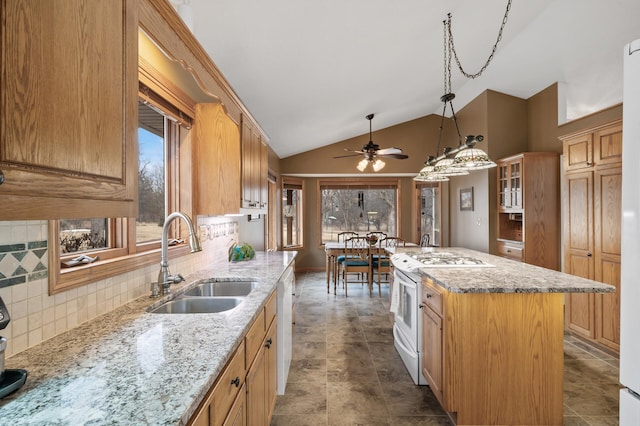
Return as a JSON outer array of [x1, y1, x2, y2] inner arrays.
[[154, 212, 202, 297]]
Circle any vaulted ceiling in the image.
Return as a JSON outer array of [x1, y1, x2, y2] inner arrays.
[[182, 0, 640, 159]]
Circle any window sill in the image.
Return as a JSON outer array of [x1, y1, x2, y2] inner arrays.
[[50, 245, 191, 295]]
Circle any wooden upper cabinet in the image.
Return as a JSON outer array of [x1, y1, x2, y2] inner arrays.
[[0, 0, 138, 219], [496, 152, 560, 270], [497, 157, 523, 212], [240, 115, 268, 210], [562, 120, 622, 172], [594, 122, 623, 168], [193, 103, 241, 216], [563, 133, 593, 172], [260, 141, 269, 209]]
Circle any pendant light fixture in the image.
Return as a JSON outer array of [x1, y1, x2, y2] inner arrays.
[[415, 1, 512, 181]]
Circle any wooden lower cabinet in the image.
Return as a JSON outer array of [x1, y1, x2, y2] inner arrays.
[[421, 278, 565, 425], [247, 298, 277, 426], [421, 304, 443, 405], [189, 341, 246, 426], [223, 384, 246, 426], [189, 291, 277, 426]]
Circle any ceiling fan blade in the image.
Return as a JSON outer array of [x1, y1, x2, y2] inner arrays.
[[333, 153, 365, 159], [376, 147, 403, 155], [377, 153, 409, 160]]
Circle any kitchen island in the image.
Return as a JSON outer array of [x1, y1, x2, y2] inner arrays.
[[0, 251, 296, 425], [393, 247, 615, 425]]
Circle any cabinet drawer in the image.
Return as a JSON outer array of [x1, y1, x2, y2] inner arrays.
[[422, 278, 443, 317], [210, 341, 246, 426], [497, 241, 523, 261], [245, 312, 266, 366], [265, 290, 277, 328]]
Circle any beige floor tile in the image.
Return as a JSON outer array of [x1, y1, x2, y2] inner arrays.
[[273, 272, 620, 426]]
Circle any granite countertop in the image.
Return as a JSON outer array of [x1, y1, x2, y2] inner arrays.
[[0, 251, 296, 425], [396, 247, 616, 294]]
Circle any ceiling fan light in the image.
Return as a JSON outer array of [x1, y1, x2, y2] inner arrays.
[[357, 158, 368, 172], [453, 147, 497, 170], [372, 159, 385, 172]]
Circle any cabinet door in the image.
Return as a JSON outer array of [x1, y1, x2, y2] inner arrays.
[[594, 123, 622, 168], [241, 119, 254, 208], [564, 171, 595, 338], [246, 344, 267, 426], [498, 163, 510, 211], [594, 167, 621, 350], [193, 103, 241, 215], [0, 0, 137, 219], [421, 305, 444, 405], [260, 141, 269, 209], [265, 320, 277, 422], [563, 134, 593, 172], [509, 159, 523, 211], [223, 384, 247, 426]]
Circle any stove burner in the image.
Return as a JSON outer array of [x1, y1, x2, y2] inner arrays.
[[410, 251, 491, 266], [391, 251, 494, 274]]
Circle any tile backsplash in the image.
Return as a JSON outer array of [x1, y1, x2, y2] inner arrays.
[[0, 217, 237, 358]]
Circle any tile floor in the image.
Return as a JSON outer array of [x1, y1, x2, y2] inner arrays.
[[271, 272, 621, 426]]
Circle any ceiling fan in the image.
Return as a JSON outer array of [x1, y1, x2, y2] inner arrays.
[[333, 114, 409, 171]]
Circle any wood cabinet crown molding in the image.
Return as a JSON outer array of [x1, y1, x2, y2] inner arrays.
[[140, 0, 269, 141]]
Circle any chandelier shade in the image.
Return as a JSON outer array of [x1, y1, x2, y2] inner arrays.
[[452, 146, 497, 170]]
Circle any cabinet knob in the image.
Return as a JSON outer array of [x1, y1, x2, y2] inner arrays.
[[418, 303, 424, 309], [265, 338, 273, 349], [587, 252, 593, 257], [231, 376, 240, 388], [586, 161, 592, 166], [425, 293, 433, 299]]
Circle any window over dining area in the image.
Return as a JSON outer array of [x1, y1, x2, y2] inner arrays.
[[318, 178, 400, 244]]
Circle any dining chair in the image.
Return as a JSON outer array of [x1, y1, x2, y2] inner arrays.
[[338, 236, 372, 296], [334, 231, 359, 287], [338, 231, 359, 242], [372, 237, 406, 295]]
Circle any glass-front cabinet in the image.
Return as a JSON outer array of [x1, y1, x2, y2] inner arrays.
[[498, 157, 523, 212]]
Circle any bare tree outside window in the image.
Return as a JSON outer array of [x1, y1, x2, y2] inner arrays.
[[320, 186, 397, 243]]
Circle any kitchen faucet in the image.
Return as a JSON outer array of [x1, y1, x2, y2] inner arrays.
[[151, 212, 202, 297]]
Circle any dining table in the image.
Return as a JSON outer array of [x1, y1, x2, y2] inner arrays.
[[324, 240, 418, 294]]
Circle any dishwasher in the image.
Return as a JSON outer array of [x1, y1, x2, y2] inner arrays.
[[276, 264, 294, 394]]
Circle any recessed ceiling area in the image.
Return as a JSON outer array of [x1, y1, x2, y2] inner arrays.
[[179, 0, 640, 159]]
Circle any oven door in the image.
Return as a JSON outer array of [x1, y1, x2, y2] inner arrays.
[[394, 269, 419, 349], [393, 269, 427, 385]]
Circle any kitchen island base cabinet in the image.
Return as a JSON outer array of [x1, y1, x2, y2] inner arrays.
[[422, 278, 565, 425]]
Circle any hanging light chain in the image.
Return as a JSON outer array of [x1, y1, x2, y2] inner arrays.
[[447, 0, 512, 80], [443, 17, 451, 94]]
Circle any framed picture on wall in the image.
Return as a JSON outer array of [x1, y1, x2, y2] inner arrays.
[[460, 187, 474, 211]]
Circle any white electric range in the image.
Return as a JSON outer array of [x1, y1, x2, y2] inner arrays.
[[389, 250, 494, 386]]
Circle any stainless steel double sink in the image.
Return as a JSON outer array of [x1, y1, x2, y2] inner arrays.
[[149, 280, 258, 314]]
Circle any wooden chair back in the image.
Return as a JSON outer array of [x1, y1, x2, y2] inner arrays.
[[338, 231, 359, 242], [379, 237, 405, 248]]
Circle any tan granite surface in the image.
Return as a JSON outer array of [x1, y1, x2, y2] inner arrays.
[[394, 247, 615, 294]]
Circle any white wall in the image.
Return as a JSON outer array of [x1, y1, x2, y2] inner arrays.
[[0, 217, 238, 358], [448, 170, 490, 252]]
